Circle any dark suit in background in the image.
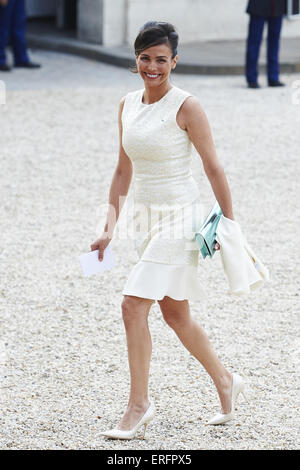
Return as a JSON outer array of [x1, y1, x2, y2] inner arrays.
[[0, 0, 29, 66], [246, 0, 286, 85]]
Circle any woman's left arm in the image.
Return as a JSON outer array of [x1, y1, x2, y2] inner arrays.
[[178, 96, 234, 221]]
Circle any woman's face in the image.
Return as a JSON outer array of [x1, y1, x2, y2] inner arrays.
[[136, 43, 178, 87]]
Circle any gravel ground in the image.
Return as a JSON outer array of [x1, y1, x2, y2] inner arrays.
[[0, 50, 299, 450]]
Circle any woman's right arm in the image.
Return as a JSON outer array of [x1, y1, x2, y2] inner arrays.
[[90, 97, 133, 260]]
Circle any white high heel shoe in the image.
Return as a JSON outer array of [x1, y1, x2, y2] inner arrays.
[[100, 402, 155, 440], [206, 373, 247, 425]]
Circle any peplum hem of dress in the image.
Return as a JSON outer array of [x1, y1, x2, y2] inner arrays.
[[122, 260, 207, 302]]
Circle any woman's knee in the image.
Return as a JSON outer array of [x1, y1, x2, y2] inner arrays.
[[121, 296, 153, 326], [158, 298, 191, 330], [162, 310, 188, 329]]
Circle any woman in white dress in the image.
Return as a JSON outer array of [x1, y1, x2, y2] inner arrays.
[[91, 22, 246, 440]]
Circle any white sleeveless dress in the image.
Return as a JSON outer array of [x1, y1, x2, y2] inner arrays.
[[121, 85, 207, 301]]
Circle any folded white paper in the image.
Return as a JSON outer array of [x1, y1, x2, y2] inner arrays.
[[79, 245, 115, 277]]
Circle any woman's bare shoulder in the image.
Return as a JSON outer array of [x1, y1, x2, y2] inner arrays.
[[177, 94, 207, 129], [181, 95, 205, 115]]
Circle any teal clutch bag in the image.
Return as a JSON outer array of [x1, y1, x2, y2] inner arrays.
[[195, 201, 223, 259]]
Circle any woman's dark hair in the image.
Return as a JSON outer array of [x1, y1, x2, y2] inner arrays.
[[131, 21, 178, 73]]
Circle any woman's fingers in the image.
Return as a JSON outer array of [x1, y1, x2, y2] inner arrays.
[[90, 244, 104, 261], [91, 234, 111, 261]]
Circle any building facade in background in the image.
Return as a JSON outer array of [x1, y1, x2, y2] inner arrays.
[[26, 0, 300, 46]]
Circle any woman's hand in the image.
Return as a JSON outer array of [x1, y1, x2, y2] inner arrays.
[[214, 242, 220, 250], [90, 232, 112, 261]]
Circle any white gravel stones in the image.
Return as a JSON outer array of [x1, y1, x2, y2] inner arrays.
[[0, 50, 299, 450]]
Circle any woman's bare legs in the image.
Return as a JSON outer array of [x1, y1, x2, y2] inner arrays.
[[158, 296, 233, 414], [116, 295, 155, 430]]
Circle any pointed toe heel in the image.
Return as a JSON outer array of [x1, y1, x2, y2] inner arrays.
[[206, 411, 234, 426], [100, 402, 155, 440], [207, 374, 247, 426]]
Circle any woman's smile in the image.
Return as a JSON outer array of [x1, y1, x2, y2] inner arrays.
[[144, 72, 161, 79]]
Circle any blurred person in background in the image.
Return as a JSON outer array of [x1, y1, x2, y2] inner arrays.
[[246, 0, 286, 88], [0, 0, 40, 71]]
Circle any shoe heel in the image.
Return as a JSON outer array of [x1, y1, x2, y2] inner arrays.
[[240, 389, 248, 402], [139, 423, 148, 440]]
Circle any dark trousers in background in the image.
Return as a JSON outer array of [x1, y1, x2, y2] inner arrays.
[[0, 0, 29, 65], [246, 14, 283, 84]]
